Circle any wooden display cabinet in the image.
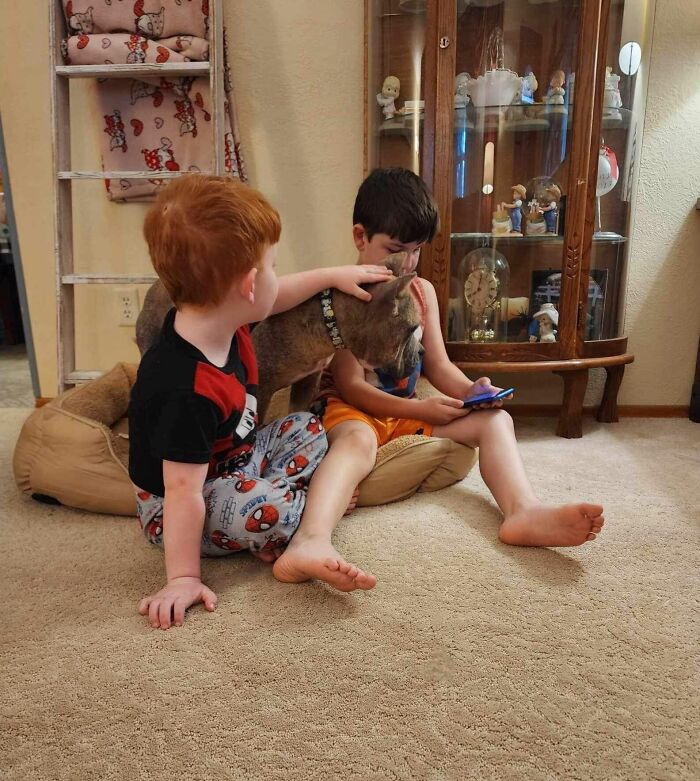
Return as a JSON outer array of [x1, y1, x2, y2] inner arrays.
[[365, 0, 655, 437]]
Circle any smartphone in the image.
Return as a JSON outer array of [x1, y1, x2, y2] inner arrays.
[[462, 387, 515, 408]]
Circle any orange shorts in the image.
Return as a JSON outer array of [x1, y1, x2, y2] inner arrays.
[[319, 397, 433, 446]]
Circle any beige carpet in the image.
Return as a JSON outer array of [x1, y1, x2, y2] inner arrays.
[[1, 409, 698, 781], [0, 346, 34, 408]]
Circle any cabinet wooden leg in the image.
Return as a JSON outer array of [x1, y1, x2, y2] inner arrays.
[[597, 364, 625, 423], [554, 369, 588, 438]]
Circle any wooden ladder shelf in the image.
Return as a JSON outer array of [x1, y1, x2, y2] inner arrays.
[[48, 0, 226, 391]]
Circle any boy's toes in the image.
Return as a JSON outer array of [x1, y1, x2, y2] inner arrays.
[[323, 557, 342, 572], [586, 532, 597, 541], [326, 559, 375, 590], [355, 570, 378, 590], [581, 503, 604, 518]]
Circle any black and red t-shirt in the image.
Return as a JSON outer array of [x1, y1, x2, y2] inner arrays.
[[128, 308, 259, 496]]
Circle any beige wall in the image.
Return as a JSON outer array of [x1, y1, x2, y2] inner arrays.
[[0, 1, 365, 396], [0, 1, 698, 406], [620, 0, 700, 405]]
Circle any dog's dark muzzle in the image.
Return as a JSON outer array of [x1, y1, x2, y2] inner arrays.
[[385, 342, 424, 380]]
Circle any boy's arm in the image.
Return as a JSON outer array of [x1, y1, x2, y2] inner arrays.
[[271, 264, 393, 315], [419, 279, 502, 400], [162, 460, 209, 581], [331, 349, 426, 419], [138, 460, 217, 630], [330, 350, 468, 426]]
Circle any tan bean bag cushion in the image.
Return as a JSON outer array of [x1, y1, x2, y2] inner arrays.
[[13, 368, 477, 516], [357, 434, 477, 507], [13, 363, 138, 516]]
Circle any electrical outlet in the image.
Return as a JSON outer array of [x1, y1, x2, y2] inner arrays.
[[115, 287, 140, 326]]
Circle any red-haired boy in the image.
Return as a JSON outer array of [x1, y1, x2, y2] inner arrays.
[[130, 175, 387, 629]]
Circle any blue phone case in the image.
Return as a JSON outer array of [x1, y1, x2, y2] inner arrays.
[[463, 387, 515, 408]]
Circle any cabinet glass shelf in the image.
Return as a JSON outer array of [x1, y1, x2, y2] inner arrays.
[[379, 107, 632, 137], [451, 233, 627, 244]]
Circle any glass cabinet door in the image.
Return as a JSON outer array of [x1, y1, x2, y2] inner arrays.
[[586, 0, 654, 343], [366, 1, 654, 357], [446, 0, 582, 349], [366, 0, 427, 175]]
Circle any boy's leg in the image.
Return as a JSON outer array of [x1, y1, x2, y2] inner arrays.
[[200, 471, 304, 558], [273, 420, 379, 591], [134, 414, 329, 560], [134, 474, 304, 560], [432, 409, 605, 547], [199, 412, 328, 559]]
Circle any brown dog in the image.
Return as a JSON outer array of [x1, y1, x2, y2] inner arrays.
[[135, 256, 422, 421]]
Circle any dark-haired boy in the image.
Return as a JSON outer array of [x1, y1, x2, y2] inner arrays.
[[314, 168, 605, 548]]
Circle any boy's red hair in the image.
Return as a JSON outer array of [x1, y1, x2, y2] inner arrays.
[[143, 175, 281, 307]]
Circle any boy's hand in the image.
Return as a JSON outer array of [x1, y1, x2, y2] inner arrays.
[[139, 576, 217, 630], [464, 377, 512, 409], [417, 395, 470, 425], [331, 265, 394, 302]]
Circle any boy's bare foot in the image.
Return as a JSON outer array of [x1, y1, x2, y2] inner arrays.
[[273, 534, 377, 592], [498, 502, 605, 547]]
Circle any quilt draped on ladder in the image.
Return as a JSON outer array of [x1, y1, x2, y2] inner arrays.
[[61, 0, 246, 201]]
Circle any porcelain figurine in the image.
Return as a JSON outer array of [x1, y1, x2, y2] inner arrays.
[[525, 197, 546, 235], [506, 70, 537, 122], [544, 69, 567, 113], [454, 72, 471, 108], [491, 206, 512, 236], [500, 184, 526, 236], [377, 75, 400, 120], [539, 183, 561, 234], [519, 70, 538, 104], [603, 66, 622, 120], [529, 302, 558, 343]]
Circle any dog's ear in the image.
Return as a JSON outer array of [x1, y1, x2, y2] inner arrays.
[[382, 252, 411, 276], [372, 272, 415, 301], [368, 273, 416, 317]]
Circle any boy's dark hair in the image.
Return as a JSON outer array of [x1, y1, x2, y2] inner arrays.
[[353, 167, 439, 244]]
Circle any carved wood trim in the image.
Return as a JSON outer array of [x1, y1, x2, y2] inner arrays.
[[447, 341, 559, 363], [578, 0, 612, 352], [451, 353, 634, 373], [558, 0, 603, 360], [419, 0, 457, 336], [582, 336, 628, 358]]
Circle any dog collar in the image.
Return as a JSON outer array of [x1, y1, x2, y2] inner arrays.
[[320, 289, 346, 350]]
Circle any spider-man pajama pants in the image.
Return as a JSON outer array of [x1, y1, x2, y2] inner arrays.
[[135, 412, 327, 557]]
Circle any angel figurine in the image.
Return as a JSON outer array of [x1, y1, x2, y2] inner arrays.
[[544, 69, 567, 113], [603, 66, 622, 120], [519, 70, 538, 104], [529, 303, 559, 343], [377, 75, 400, 120], [454, 72, 471, 109]]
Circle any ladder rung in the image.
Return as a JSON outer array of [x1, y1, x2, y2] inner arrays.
[[56, 63, 210, 79], [66, 371, 105, 384], [58, 170, 202, 180], [62, 274, 157, 285]]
